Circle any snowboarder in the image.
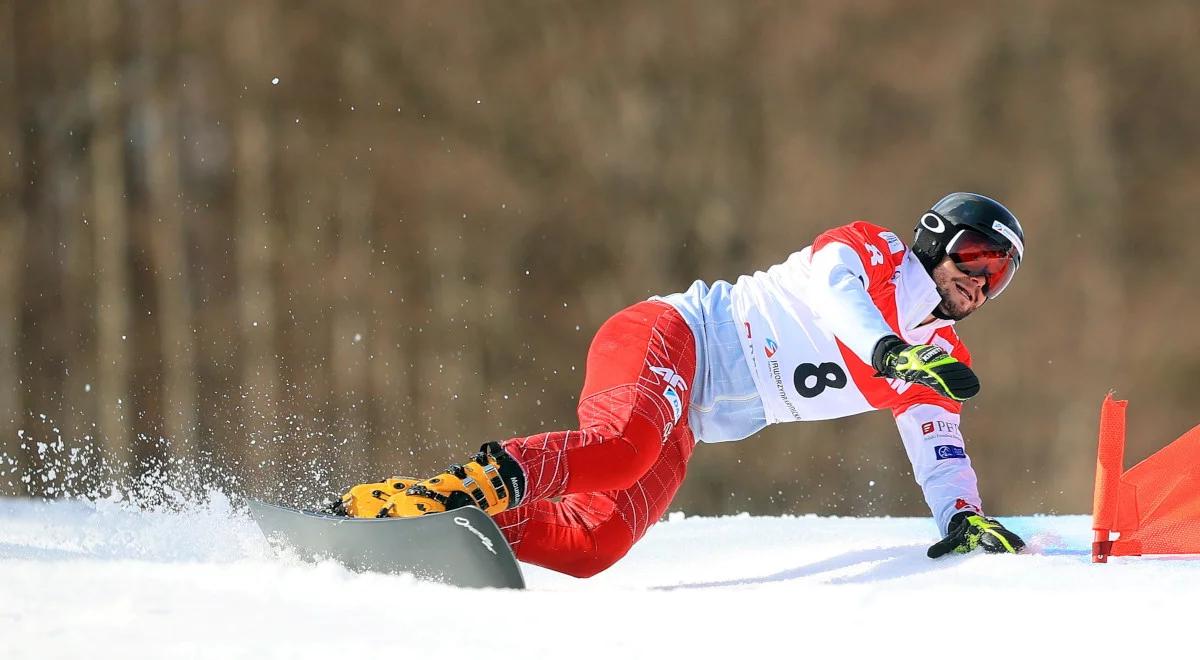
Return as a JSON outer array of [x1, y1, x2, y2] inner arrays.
[[337, 192, 1027, 577]]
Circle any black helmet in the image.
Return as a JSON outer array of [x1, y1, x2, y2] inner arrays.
[[912, 192, 1025, 298]]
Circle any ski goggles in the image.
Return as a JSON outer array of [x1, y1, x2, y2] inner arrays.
[[944, 229, 1020, 299]]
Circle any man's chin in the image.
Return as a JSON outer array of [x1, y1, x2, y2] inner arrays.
[[936, 301, 973, 322]]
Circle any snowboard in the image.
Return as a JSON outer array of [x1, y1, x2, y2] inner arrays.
[[246, 499, 526, 589]]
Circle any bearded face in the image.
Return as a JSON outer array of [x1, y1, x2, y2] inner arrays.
[[931, 257, 987, 321]]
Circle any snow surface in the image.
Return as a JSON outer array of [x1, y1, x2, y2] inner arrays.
[[1, 495, 1195, 659]]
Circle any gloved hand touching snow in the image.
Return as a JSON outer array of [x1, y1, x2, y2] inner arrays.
[[927, 511, 1025, 558]]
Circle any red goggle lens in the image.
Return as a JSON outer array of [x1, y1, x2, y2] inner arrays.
[[945, 230, 1019, 299]]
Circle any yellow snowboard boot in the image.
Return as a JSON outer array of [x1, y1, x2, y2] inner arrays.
[[337, 442, 525, 519], [382, 442, 526, 517], [335, 477, 419, 518]]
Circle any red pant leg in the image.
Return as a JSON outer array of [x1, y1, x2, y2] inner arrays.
[[500, 300, 697, 502], [490, 300, 698, 577], [495, 424, 695, 578]]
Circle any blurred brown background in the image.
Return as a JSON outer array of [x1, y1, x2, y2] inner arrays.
[[2, 0, 1198, 517]]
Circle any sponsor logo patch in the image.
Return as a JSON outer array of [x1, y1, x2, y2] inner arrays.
[[991, 220, 1024, 257], [954, 498, 978, 512], [768, 357, 801, 421], [663, 386, 683, 424], [924, 420, 960, 437], [650, 365, 688, 392], [879, 231, 904, 254], [764, 338, 778, 358], [934, 445, 967, 460]]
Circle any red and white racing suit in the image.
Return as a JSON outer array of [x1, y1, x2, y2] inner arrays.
[[495, 221, 983, 577]]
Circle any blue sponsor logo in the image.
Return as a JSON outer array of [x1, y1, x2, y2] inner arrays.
[[934, 445, 966, 460], [764, 338, 778, 358], [663, 386, 683, 423]]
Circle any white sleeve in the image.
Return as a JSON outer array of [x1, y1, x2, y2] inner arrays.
[[894, 403, 983, 534], [806, 241, 897, 365]]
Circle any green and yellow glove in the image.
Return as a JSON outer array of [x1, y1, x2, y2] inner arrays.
[[927, 511, 1025, 558], [871, 335, 980, 402]]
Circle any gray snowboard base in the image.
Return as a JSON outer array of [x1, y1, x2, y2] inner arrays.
[[247, 499, 525, 589]]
